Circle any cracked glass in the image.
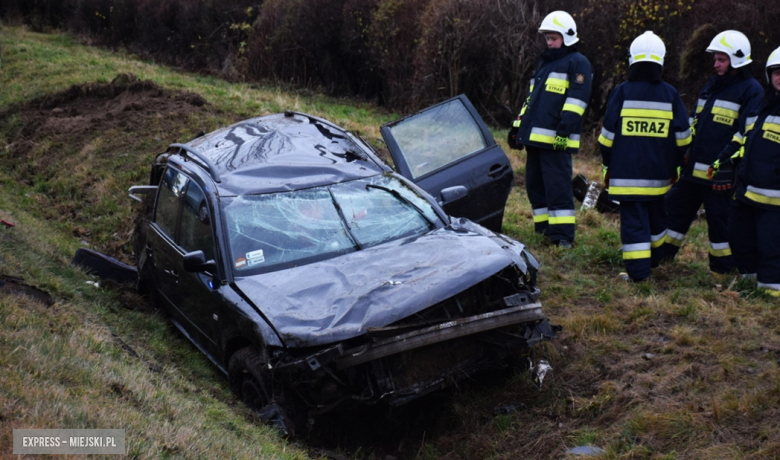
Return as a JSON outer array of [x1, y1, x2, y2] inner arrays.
[[223, 175, 443, 274]]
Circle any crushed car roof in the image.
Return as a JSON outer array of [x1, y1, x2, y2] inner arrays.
[[182, 112, 387, 195]]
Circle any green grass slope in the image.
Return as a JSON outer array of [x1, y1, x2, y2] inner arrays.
[[2, 25, 780, 459]]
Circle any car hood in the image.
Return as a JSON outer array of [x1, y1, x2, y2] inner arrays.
[[232, 218, 536, 347]]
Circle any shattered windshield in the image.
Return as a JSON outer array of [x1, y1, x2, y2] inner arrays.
[[387, 98, 486, 179], [223, 175, 443, 274]]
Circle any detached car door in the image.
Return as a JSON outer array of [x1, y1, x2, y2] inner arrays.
[[380, 94, 514, 232]]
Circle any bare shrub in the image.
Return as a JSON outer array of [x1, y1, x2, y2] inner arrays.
[[411, 0, 542, 125], [362, 0, 430, 108], [339, 0, 384, 100], [246, 0, 349, 92]]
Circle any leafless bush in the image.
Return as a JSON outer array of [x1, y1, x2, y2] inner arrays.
[[411, 0, 542, 124]]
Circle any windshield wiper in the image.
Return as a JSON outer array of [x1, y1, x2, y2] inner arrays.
[[365, 184, 435, 227], [328, 189, 363, 250]]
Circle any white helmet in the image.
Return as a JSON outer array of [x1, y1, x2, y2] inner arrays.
[[706, 30, 752, 68], [539, 11, 579, 47], [766, 46, 780, 83], [629, 31, 666, 67]]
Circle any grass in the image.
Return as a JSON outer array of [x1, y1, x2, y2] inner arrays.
[[2, 24, 780, 459]]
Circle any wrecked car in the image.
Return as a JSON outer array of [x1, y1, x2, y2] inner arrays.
[[129, 95, 556, 435]]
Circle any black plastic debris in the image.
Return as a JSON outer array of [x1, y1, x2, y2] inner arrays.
[[493, 402, 527, 415], [571, 173, 620, 213], [72, 248, 137, 284]]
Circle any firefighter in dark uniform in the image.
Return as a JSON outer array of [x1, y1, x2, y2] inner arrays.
[[507, 10, 592, 248], [660, 30, 763, 274], [709, 46, 780, 297], [598, 31, 692, 282]]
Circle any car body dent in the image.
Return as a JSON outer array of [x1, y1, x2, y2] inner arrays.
[[232, 218, 536, 348]]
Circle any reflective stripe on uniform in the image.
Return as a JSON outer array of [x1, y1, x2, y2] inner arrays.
[[763, 115, 780, 134], [529, 128, 581, 148], [711, 99, 740, 119], [623, 242, 651, 260], [693, 162, 710, 180], [745, 185, 780, 206], [562, 97, 588, 115], [758, 282, 780, 296], [608, 178, 672, 196], [533, 207, 549, 223], [651, 230, 667, 248], [664, 229, 685, 246], [598, 128, 615, 147], [545, 72, 569, 88], [732, 131, 744, 144], [746, 115, 758, 132], [620, 100, 674, 120], [549, 209, 576, 225], [709, 241, 732, 257], [676, 128, 692, 147], [695, 98, 706, 114]]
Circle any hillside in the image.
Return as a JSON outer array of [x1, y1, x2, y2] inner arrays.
[[2, 26, 780, 460]]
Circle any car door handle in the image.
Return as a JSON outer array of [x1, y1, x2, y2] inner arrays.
[[163, 269, 179, 279], [488, 164, 510, 178]]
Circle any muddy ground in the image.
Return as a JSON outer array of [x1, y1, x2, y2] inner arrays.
[[1, 76, 560, 459]]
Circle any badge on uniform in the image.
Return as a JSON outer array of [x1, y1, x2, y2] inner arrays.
[[575, 73, 585, 84]]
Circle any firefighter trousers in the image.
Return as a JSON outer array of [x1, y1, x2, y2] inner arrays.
[[728, 200, 780, 295], [620, 200, 667, 281], [525, 147, 575, 243], [661, 180, 733, 273]]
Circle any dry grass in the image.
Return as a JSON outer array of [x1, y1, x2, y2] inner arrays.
[[2, 25, 780, 459]]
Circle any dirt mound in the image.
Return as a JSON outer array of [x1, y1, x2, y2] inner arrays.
[[8, 73, 207, 157], [0, 74, 216, 262]]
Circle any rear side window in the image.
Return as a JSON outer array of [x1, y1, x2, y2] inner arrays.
[[385, 99, 486, 179]]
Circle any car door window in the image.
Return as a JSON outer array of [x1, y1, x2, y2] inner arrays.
[[155, 167, 189, 237], [386, 99, 486, 179], [179, 181, 215, 261]]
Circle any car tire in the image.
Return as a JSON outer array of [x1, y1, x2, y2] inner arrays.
[[228, 346, 310, 437], [228, 346, 273, 413]]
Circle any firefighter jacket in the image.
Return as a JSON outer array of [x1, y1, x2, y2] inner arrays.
[[510, 46, 592, 153], [682, 73, 763, 185], [598, 79, 692, 201], [733, 92, 780, 211]]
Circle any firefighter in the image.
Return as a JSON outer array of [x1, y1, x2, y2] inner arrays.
[[709, 46, 780, 296], [507, 11, 592, 248], [659, 30, 763, 274], [598, 31, 692, 282]]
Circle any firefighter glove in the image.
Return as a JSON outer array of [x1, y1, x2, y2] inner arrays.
[[602, 165, 610, 188], [553, 135, 568, 151], [711, 159, 735, 194]]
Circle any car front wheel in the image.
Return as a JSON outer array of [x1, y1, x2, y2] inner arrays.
[[228, 346, 272, 413]]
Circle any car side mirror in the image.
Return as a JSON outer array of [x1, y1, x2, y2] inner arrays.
[[183, 250, 218, 274], [439, 185, 468, 206]]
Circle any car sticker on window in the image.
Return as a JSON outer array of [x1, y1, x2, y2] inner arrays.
[[235, 258, 247, 269], [246, 249, 265, 266]]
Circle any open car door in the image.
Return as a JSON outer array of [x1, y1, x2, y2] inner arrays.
[[380, 94, 514, 232]]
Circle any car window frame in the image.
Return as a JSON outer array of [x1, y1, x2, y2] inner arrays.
[[152, 166, 219, 275]]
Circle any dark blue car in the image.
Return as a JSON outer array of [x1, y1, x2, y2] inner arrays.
[[129, 96, 555, 436]]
